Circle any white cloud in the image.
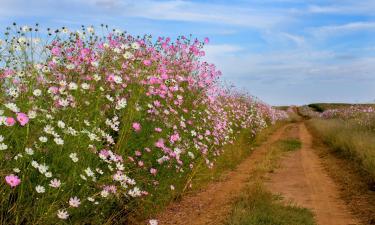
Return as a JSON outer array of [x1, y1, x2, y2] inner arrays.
[[0, 0, 290, 29], [307, 1, 375, 15], [311, 22, 375, 37]]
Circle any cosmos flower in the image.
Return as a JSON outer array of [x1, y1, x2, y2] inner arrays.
[[5, 174, 21, 187]]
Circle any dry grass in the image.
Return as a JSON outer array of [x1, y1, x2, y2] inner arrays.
[[308, 118, 375, 179]]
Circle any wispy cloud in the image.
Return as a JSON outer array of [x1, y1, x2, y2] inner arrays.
[[307, 1, 375, 15], [311, 22, 375, 37]]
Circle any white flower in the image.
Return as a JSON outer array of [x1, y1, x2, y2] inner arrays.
[[149, 219, 158, 225], [28, 110, 37, 119], [57, 209, 69, 220], [0, 135, 4, 142], [39, 136, 48, 143], [13, 168, 20, 173], [25, 147, 34, 155], [22, 25, 29, 32], [38, 163, 49, 174], [54, 137, 64, 145], [69, 197, 81, 207], [0, 143, 8, 150], [113, 47, 121, 53], [45, 172, 53, 178], [7, 87, 19, 98], [87, 26, 95, 33], [91, 61, 99, 67], [113, 76, 122, 84], [35, 185, 45, 193], [49, 179, 61, 188], [66, 64, 75, 70], [14, 153, 23, 160], [18, 37, 27, 45], [115, 98, 127, 110], [80, 174, 87, 180], [31, 160, 39, 168], [4, 103, 19, 112], [131, 42, 140, 50], [58, 99, 69, 107], [68, 82, 78, 90], [87, 197, 95, 202], [81, 83, 90, 90], [188, 151, 195, 159], [33, 89, 42, 96], [57, 121, 65, 129], [128, 187, 141, 197], [122, 52, 133, 59], [93, 74, 101, 81], [100, 190, 109, 198], [170, 185, 175, 190], [69, 153, 79, 162], [84, 167, 95, 177]]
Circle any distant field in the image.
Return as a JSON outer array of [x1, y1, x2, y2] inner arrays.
[[307, 103, 375, 112]]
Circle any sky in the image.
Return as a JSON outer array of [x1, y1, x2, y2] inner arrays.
[[0, 0, 374, 105]]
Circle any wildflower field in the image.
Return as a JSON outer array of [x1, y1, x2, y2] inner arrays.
[[0, 24, 287, 224]]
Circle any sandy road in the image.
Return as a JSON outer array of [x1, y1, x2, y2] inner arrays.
[[155, 124, 290, 225], [266, 123, 360, 225]]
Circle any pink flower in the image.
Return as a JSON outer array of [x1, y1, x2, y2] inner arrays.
[[17, 113, 29, 126], [155, 139, 165, 148], [204, 37, 210, 44], [150, 168, 157, 175], [5, 174, 21, 187], [51, 46, 61, 56], [143, 60, 152, 66], [155, 127, 162, 132], [170, 133, 180, 143], [5, 117, 16, 126], [132, 122, 141, 132]]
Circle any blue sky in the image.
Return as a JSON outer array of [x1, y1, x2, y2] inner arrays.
[[1, 0, 375, 105]]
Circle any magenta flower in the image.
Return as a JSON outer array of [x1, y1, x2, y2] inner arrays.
[[5, 174, 21, 187], [143, 60, 152, 66], [17, 113, 29, 126], [51, 46, 61, 56], [5, 117, 16, 126], [132, 122, 141, 132]]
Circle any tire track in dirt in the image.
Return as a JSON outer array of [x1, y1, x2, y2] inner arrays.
[[155, 124, 291, 225], [266, 123, 360, 225]]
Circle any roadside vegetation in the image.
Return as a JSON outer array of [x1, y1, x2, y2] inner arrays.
[[0, 24, 288, 224], [306, 106, 375, 179]]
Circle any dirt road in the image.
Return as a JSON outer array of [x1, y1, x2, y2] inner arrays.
[[266, 123, 360, 225], [155, 124, 290, 225], [156, 122, 361, 225]]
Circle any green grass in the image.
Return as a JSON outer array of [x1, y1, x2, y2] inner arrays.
[[226, 183, 315, 225], [307, 118, 375, 179], [275, 139, 301, 152]]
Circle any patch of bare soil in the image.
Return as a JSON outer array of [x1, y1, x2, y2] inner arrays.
[[155, 124, 290, 225], [266, 123, 360, 225]]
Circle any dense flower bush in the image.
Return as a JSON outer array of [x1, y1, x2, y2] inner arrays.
[[0, 24, 286, 224]]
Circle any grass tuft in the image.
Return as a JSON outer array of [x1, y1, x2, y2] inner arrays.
[[226, 183, 316, 225]]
